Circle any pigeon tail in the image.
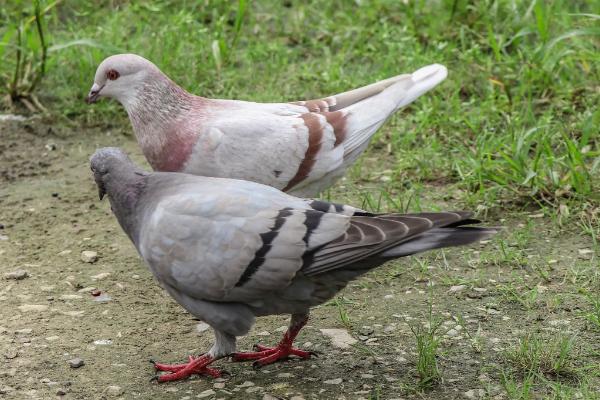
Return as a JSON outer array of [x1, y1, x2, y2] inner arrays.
[[340, 64, 447, 157], [380, 226, 498, 258]]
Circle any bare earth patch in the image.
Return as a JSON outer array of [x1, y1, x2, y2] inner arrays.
[[1, 122, 598, 399]]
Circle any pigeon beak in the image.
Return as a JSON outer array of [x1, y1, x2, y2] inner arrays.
[[86, 83, 104, 104], [98, 183, 106, 201]]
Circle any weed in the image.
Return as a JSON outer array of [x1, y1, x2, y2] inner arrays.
[[504, 333, 578, 380], [406, 302, 443, 390]]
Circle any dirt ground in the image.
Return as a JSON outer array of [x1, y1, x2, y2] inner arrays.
[[1, 118, 598, 400]]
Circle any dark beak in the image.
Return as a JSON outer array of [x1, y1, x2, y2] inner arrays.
[[86, 83, 104, 104]]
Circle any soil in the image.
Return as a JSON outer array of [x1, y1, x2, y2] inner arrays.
[[0, 118, 598, 400]]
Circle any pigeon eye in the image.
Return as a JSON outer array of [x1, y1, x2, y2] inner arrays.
[[106, 69, 120, 80]]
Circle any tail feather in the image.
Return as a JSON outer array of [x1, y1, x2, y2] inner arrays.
[[342, 64, 447, 156], [381, 227, 498, 258]]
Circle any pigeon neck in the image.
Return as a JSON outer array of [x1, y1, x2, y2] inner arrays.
[[104, 166, 148, 245], [125, 74, 200, 172]]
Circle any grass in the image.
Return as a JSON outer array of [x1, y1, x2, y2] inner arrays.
[[406, 302, 443, 390], [1, 0, 598, 210], [504, 333, 578, 380]]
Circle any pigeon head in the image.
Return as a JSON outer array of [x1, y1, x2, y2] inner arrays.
[[90, 147, 134, 200], [86, 54, 159, 106]]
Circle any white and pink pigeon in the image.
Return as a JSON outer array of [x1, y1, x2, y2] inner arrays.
[[87, 54, 447, 197]]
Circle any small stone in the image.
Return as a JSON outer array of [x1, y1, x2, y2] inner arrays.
[[257, 331, 271, 336], [449, 285, 466, 293], [60, 294, 83, 300], [81, 251, 98, 263], [446, 329, 459, 337], [104, 385, 123, 396], [56, 389, 67, 396], [463, 388, 485, 399], [0, 235, 8, 241], [213, 382, 226, 389], [361, 374, 374, 379], [276, 372, 293, 378], [359, 326, 374, 336], [46, 336, 60, 341], [198, 389, 216, 398], [4, 349, 18, 359], [196, 322, 210, 335], [93, 293, 112, 303], [3, 269, 29, 280], [68, 358, 84, 368], [237, 381, 255, 388], [274, 325, 287, 332], [324, 378, 343, 385], [320, 328, 357, 349], [93, 339, 112, 345], [91, 272, 110, 281], [131, 274, 140, 280], [0, 386, 15, 394], [384, 294, 394, 299], [58, 250, 72, 256], [91, 289, 101, 296], [246, 386, 263, 393], [77, 286, 96, 293], [263, 395, 281, 400], [18, 304, 48, 312]]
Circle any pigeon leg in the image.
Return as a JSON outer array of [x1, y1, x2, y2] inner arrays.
[[232, 313, 315, 367], [151, 354, 223, 382]]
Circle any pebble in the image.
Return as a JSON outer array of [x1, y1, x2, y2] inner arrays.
[[68, 358, 85, 368], [0, 386, 15, 394], [0, 235, 7, 241], [324, 378, 343, 385], [81, 251, 98, 263], [198, 389, 215, 398], [60, 294, 83, 300], [3, 269, 29, 280], [4, 349, 18, 359], [104, 385, 123, 397], [58, 250, 72, 256], [359, 326, 374, 336], [93, 339, 112, 345], [257, 331, 271, 336], [262, 395, 280, 400], [274, 325, 288, 332], [213, 382, 226, 389], [91, 272, 110, 281], [93, 293, 112, 303], [46, 336, 60, 341], [237, 381, 255, 388], [56, 388, 67, 396], [449, 285, 467, 293], [77, 286, 96, 293], [446, 329, 459, 337], [18, 304, 48, 312], [196, 322, 210, 334], [276, 372, 293, 378], [320, 328, 357, 349], [384, 294, 394, 299], [463, 388, 485, 399]]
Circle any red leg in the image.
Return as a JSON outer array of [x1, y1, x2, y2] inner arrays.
[[151, 354, 223, 382], [232, 313, 315, 368]]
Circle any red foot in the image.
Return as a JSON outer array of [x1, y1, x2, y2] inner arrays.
[[232, 343, 316, 368], [151, 355, 223, 382]]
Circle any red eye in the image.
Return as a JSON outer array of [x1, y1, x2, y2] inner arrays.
[[106, 69, 120, 80]]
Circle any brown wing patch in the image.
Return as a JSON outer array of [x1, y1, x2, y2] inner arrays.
[[323, 110, 348, 147], [283, 114, 323, 192], [290, 97, 336, 112]]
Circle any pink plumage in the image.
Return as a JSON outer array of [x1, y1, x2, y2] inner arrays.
[[87, 54, 447, 197]]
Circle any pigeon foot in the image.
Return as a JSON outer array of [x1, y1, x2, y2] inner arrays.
[[232, 343, 316, 368], [151, 354, 222, 382]]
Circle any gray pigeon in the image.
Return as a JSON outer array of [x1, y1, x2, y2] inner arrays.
[[90, 147, 497, 382]]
